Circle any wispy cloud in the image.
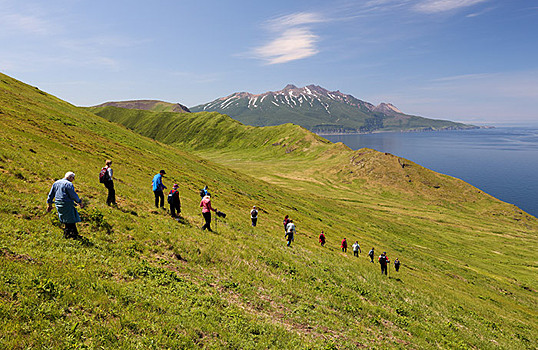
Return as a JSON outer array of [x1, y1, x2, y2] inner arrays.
[[252, 12, 324, 65], [0, 10, 57, 36], [414, 0, 489, 13]]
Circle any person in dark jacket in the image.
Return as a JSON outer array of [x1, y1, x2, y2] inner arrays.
[[379, 252, 390, 275], [368, 247, 375, 263], [283, 215, 290, 233], [47, 171, 85, 238], [394, 258, 401, 272], [152, 170, 167, 208], [168, 184, 181, 218], [101, 160, 116, 206]]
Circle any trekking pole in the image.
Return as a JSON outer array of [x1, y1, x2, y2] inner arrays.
[[215, 213, 218, 233]]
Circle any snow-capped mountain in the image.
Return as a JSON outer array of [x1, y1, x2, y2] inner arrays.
[[191, 84, 474, 133]]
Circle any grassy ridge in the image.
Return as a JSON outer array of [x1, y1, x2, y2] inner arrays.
[[1, 72, 537, 349]]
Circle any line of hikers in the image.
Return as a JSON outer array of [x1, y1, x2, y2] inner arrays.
[[47, 161, 401, 274]]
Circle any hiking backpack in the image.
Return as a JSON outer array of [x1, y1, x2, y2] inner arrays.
[[167, 190, 176, 204], [99, 167, 109, 183]]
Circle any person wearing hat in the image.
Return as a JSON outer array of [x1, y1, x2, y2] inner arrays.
[[168, 184, 181, 218], [379, 252, 390, 275], [352, 241, 361, 257], [200, 194, 217, 231], [100, 160, 116, 206], [46, 171, 85, 238], [394, 258, 401, 272], [152, 170, 167, 209], [250, 206, 258, 227]]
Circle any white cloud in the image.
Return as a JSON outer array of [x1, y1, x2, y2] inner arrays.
[[254, 28, 319, 65], [252, 12, 324, 65], [414, 0, 489, 13]]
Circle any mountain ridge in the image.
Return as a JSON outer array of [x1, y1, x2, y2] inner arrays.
[[190, 84, 477, 134], [94, 99, 191, 113]]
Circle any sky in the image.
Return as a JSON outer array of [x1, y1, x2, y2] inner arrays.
[[1, 0, 537, 124]]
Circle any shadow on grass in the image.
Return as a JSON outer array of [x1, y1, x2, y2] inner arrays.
[[73, 235, 94, 247]]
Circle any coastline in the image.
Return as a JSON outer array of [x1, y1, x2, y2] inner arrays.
[[316, 125, 492, 136]]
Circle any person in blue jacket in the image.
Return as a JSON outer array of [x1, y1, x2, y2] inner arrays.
[[47, 171, 84, 238], [152, 170, 167, 208]]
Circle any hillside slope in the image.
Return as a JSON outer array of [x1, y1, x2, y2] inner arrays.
[[190, 84, 477, 133], [1, 73, 537, 349], [94, 99, 191, 113]]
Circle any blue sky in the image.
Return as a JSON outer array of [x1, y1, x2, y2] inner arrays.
[[1, 0, 537, 124]]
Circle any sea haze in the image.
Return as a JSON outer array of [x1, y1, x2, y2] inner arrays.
[[324, 127, 538, 218]]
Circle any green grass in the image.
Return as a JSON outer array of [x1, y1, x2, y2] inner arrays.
[[1, 72, 537, 349]]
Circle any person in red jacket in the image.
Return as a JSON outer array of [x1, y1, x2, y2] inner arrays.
[[341, 238, 348, 252], [200, 195, 217, 231], [379, 252, 390, 275], [319, 230, 326, 246]]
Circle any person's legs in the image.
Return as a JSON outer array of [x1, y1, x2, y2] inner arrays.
[[251, 218, 257, 227], [159, 192, 164, 208], [64, 223, 79, 238], [154, 190, 164, 208], [354, 251, 358, 257], [154, 191, 160, 208], [202, 212, 212, 231], [105, 181, 116, 205]]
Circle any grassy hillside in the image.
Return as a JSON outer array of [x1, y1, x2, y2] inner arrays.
[[94, 100, 191, 113], [1, 73, 537, 349]]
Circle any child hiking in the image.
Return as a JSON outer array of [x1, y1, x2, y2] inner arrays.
[[168, 184, 181, 218]]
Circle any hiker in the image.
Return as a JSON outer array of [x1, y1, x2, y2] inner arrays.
[[200, 194, 217, 231], [250, 206, 258, 227], [199, 185, 209, 198], [47, 171, 85, 239], [368, 247, 375, 263], [285, 220, 296, 247], [352, 241, 361, 257], [99, 160, 116, 206], [168, 184, 181, 218], [283, 215, 290, 233], [379, 252, 390, 275], [152, 170, 167, 209], [319, 230, 326, 246], [394, 258, 401, 272], [341, 238, 347, 253]]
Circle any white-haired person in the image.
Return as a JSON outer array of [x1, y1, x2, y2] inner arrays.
[[250, 206, 258, 227], [47, 171, 84, 238]]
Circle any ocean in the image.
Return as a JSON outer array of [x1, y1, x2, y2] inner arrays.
[[323, 127, 538, 218]]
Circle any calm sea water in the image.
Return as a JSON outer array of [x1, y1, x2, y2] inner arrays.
[[324, 127, 538, 218]]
